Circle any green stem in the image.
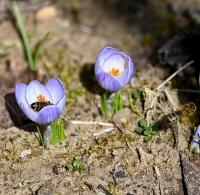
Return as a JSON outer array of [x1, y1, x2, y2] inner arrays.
[[171, 88, 200, 93], [100, 91, 109, 115], [36, 125, 45, 148]]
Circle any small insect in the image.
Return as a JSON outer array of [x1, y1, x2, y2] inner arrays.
[[165, 102, 196, 149], [31, 101, 53, 112], [30, 94, 53, 112], [166, 102, 197, 124]]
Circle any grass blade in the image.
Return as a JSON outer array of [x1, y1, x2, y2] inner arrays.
[[0, 44, 18, 55], [33, 32, 50, 66], [171, 88, 200, 93], [51, 121, 56, 145], [12, 1, 34, 69]]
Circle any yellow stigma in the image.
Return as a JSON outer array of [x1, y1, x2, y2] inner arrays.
[[109, 68, 120, 77], [38, 94, 47, 102]]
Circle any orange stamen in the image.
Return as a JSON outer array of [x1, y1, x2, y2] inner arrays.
[[38, 94, 47, 102], [109, 68, 120, 77]]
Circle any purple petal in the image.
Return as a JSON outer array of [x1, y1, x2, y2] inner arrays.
[[37, 105, 61, 124], [96, 72, 122, 92], [191, 125, 200, 152], [117, 56, 134, 86], [20, 103, 39, 123], [25, 80, 53, 105], [199, 73, 200, 86], [95, 47, 134, 92], [46, 78, 66, 105], [15, 83, 28, 106], [95, 47, 118, 74], [126, 55, 134, 82], [56, 94, 66, 111], [102, 53, 128, 73]]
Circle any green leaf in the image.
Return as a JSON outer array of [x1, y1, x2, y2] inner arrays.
[[149, 121, 156, 127], [132, 91, 141, 99], [51, 119, 65, 145], [100, 92, 108, 115], [139, 119, 148, 127], [144, 130, 150, 136], [111, 92, 119, 114], [73, 160, 80, 167], [143, 126, 150, 131], [144, 135, 152, 142], [188, 143, 192, 153], [73, 167, 79, 171], [151, 130, 157, 135], [135, 127, 143, 134], [135, 135, 141, 140], [150, 121, 159, 131], [129, 93, 134, 108], [132, 89, 145, 100], [33, 32, 50, 66], [79, 164, 85, 170], [111, 91, 124, 114], [118, 93, 123, 110], [74, 156, 80, 161], [0, 44, 18, 55], [158, 97, 164, 105], [58, 120, 65, 141], [67, 164, 73, 170]]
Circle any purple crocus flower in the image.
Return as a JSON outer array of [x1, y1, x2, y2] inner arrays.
[[191, 125, 200, 152], [95, 47, 134, 92], [15, 78, 66, 125]]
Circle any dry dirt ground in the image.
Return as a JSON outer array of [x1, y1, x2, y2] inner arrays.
[[0, 0, 200, 195]]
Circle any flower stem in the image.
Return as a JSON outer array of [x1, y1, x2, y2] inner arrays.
[[100, 91, 109, 115], [106, 92, 115, 112], [111, 90, 123, 114], [100, 90, 124, 115], [100, 90, 115, 115], [43, 125, 52, 148], [36, 125, 45, 148]]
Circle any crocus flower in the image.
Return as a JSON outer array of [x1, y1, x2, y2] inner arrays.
[[191, 125, 200, 152], [95, 47, 134, 92], [15, 78, 66, 125]]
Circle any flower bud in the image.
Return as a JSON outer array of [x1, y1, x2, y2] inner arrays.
[[95, 47, 134, 92]]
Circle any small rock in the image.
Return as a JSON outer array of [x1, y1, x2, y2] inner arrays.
[[37, 182, 55, 195], [115, 170, 126, 178], [20, 149, 31, 161], [52, 164, 66, 175], [35, 6, 57, 20]]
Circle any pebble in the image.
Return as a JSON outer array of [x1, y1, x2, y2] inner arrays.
[[52, 164, 66, 175], [35, 6, 57, 20], [20, 149, 31, 161]]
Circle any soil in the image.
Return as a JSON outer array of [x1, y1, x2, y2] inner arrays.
[[0, 0, 200, 195]]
